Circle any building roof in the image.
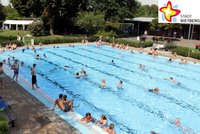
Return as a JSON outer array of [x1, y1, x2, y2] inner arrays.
[[3, 20, 34, 25], [125, 17, 155, 22]]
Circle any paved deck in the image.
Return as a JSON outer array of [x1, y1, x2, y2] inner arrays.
[[0, 75, 80, 134]]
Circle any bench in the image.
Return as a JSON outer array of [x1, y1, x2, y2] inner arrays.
[[0, 100, 16, 127]]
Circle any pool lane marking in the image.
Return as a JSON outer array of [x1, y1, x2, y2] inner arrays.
[[44, 51, 200, 116], [9, 54, 138, 134], [91, 45, 200, 74], [80, 47, 200, 84], [76, 48, 200, 97]]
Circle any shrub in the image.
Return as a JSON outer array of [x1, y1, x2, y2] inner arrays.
[[0, 113, 9, 134], [0, 40, 24, 47], [165, 43, 177, 50], [29, 20, 44, 36], [107, 39, 153, 48], [34, 36, 82, 45], [95, 30, 117, 38], [172, 46, 200, 59]]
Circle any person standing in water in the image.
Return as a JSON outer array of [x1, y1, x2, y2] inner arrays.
[[0, 62, 4, 89], [31, 64, 39, 89], [12, 60, 19, 82]]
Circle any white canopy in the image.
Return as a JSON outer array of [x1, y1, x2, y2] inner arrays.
[[2, 20, 34, 30], [3, 20, 34, 25]]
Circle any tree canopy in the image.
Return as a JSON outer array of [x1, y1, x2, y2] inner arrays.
[[0, 1, 6, 20], [135, 4, 158, 17]]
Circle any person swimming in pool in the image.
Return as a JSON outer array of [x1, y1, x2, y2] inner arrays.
[[95, 114, 108, 128], [104, 123, 116, 134], [0, 62, 4, 89], [100, 79, 106, 88], [35, 54, 40, 59], [175, 118, 197, 134], [117, 80, 123, 89], [81, 112, 94, 123], [148, 87, 160, 93], [164, 77, 177, 83], [139, 64, 145, 70], [111, 60, 115, 64]]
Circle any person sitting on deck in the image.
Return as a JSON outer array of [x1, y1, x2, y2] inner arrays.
[[81, 112, 94, 123], [52, 94, 64, 111], [172, 52, 177, 59], [95, 114, 108, 128], [62, 95, 78, 112], [104, 123, 116, 134], [52, 94, 79, 112]]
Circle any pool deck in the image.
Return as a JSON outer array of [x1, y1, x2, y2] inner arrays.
[[0, 74, 80, 134]]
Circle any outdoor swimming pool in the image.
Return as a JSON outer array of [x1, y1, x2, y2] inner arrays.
[[1, 45, 200, 134]]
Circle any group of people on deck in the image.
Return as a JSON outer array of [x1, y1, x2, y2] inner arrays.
[[5, 43, 17, 50], [52, 94, 116, 134], [111, 43, 129, 50]]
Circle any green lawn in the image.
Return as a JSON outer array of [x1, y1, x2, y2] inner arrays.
[[0, 30, 31, 41], [0, 30, 83, 46]]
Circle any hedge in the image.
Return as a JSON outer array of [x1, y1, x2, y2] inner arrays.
[[0, 113, 9, 134], [172, 46, 200, 59], [34, 36, 82, 45], [107, 38, 153, 48]]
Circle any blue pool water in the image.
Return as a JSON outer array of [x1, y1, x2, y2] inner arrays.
[[1, 45, 200, 134]]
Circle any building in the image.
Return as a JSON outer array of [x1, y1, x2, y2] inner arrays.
[[2, 20, 34, 30], [124, 17, 200, 40]]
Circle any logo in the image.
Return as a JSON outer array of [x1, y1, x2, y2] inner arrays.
[[159, 1, 181, 22]]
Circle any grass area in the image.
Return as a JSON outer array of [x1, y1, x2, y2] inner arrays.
[[0, 30, 83, 46], [0, 30, 30, 41]]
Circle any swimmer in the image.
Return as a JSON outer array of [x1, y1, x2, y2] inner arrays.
[[43, 53, 46, 57], [104, 123, 116, 134], [100, 79, 106, 88], [164, 77, 177, 83], [21, 62, 24, 66], [148, 87, 159, 93], [75, 72, 80, 79], [150, 131, 159, 134], [8, 58, 11, 66], [117, 80, 123, 89], [111, 60, 115, 64], [139, 64, 145, 70], [130, 50, 134, 54], [81, 112, 93, 123], [35, 54, 40, 59], [22, 48, 25, 52], [175, 118, 197, 134], [168, 58, 173, 62]]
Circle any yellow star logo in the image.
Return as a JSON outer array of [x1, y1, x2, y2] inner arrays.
[[160, 1, 181, 22]]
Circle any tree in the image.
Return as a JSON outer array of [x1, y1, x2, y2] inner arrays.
[[5, 4, 21, 19], [10, 0, 43, 17], [0, 1, 6, 20], [134, 4, 158, 17], [87, 0, 138, 22], [29, 20, 44, 36], [75, 11, 105, 34]]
